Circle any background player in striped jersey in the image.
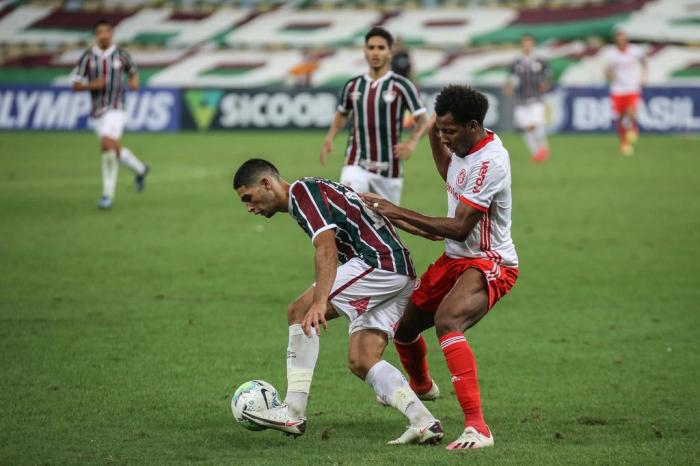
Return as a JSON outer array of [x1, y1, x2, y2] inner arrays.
[[71, 19, 149, 209], [233, 159, 443, 445], [320, 27, 428, 205], [504, 34, 551, 163], [604, 28, 647, 156], [364, 85, 518, 450]]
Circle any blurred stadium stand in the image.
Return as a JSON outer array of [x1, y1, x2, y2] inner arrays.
[[1, 0, 699, 88]]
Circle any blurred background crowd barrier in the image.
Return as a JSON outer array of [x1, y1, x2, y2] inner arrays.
[[1, 0, 699, 132]]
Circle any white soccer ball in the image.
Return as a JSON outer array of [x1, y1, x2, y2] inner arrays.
[[231, 380, 282, 431]]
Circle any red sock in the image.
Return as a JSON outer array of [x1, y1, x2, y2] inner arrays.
[[439, 331, 489, 436], [394, 336, 433, 394]]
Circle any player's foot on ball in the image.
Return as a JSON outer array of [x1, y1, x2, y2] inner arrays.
[[97, 196, 112, 210], [241, 405, 307, 437], [446, 426, 494, 450], [620, 143, 634, 156], [135, 165, 150, 192], [388, 419, 444, 445], [376, 380, 439, 406]]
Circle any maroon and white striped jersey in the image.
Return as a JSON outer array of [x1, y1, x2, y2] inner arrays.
[[71, 44, 137, 117], [288, 177, 416, 278], [337, 71, 426, 179], [444, 131, 518, 267]]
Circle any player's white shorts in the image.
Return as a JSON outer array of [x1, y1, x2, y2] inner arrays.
[[514, 101, 545, 130], [328, 257, 413, 339], [91, 109, 126, 140], [340, 165, 403, 205]]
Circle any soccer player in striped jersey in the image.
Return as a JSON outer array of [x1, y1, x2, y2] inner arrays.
[[320, 27, 428, 205], [71, 19, 149, 210], [504, 34, 551, 163], [233, 159, 444, 445], [364, 86, 519, 450]]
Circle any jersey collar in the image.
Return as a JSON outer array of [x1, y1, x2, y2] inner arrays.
[[364, 70, 393, 87], [467, 130, 495, 156], [92, 44, 116, 56]]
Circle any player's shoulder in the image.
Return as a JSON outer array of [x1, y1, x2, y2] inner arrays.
[[481, 133, 511, 167], [390, 73, 418, 88], [342, 74, 364, 86]]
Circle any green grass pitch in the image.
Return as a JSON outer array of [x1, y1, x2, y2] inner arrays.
[[1, 131, 698, 465]]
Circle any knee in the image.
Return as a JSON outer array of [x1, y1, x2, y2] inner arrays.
[[434, 313, 461, 338], [347, 354, 373, 380], [287, 301, 306, 325], [394, 321, 418, 344]]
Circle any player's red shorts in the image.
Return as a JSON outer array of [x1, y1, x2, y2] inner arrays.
[[611, 93, 640, 116], [411, 253, 519, 312]]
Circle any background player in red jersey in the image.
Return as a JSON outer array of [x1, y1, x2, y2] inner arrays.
[[320, 27, 428, 205], [232, 159, 443, 445], [72, 19, 149, 209], [364, 85, 519, 450], [604, 28, 647, 156]]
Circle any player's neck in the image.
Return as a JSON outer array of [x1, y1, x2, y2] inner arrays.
[[96, 43, 112, 51], [368, 66, 390, 81], [280, 180, 291, 212]]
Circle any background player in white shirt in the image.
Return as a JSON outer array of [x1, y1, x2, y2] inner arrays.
[[604, 29, 647, 156], [364, 85, 519, 450], [72, 19, 150, 209]]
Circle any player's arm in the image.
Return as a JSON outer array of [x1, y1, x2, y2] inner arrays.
[[72, 79, 105, 91], [302, 229, 338, 337], [387, 217, 443, 241], [394, 112, 428, 161], [640, 56, 648, 86], [320, 111, 349, 166], [427, 114, 451, 181], [503, 62, 516, 96], [364, 195, 483, 242], [128, 72, 139, 91]]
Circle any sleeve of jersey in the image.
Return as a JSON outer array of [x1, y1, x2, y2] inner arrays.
[[123, 50, 138, 75], [71, 52, 90, 84], [289, 181, 337, 242], [395, 79, 426, 117], [458, 161, 504, 213], [336, 80, 352, 114]]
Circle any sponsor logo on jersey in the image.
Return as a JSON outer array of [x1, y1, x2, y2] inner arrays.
[[112, 59, 122, 70], [456, 168, 467, 188], [382, 90, 397, 103], [472, 161, 490, 194], [350, 91, 361, 102], [446, 182, 459, 201]]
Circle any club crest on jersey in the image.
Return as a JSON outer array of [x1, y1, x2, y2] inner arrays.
[[112, 59, 122, 70], [382, 90, 397, 103], [456, 169, 467, 188], [350, 91, 361, 102]]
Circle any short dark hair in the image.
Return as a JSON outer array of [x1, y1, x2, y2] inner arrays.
[[94, 19, 112, 32], [233, 158, 280, 189], [434, 85, 489, 126], [365, 27, 393, 48]]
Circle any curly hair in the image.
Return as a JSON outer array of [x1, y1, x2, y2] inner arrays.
[[434, 85, 489, 126], [233, 158, 280, 189]]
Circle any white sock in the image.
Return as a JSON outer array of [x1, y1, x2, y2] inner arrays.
[[101, 150, 118, 199], [523, 130, 539, 156], [365, 360, 434, 427], [284, 324, 319, 418], [534, 125, 549, 150], [119, 147, 146, 175]]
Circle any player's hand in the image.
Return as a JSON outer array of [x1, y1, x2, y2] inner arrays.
[[361, 193, 399, 219], [90, 78, 106, 90], [393, 140, 416, 160], [320, 139, 333, 166], [302, 302, 329, 337]]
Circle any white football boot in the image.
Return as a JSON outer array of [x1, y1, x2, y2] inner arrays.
[[377, 380, 440, 406], [241, 404, 307, 437], [388, 419, 444, 445], [446, 426, 494, 450]]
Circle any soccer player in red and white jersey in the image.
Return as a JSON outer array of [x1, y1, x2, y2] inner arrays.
[[320, 27, 428, 205], [364, 85, 519, 450], [233, 159, 444, 445], [72, 19, 149, 209], [604, 28, 647, 156]]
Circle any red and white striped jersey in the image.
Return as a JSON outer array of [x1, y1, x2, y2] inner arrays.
[[337, 71, 426, 179], [444, 131, 518, 267], [71, 44, 137, 117]]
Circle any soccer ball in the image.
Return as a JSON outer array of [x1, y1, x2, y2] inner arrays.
[[231, 380, 282, 431]]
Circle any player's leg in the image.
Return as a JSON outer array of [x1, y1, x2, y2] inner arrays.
[[346, 277, 443, 445], [612, 95, 633, 155], [531, 102, 549, 162], [625, 95, 640, 144], [103, 110, 150, 190], [434, 268, 494, 449], [98, 129, 120, 208], [393, 302, 438, 396]]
